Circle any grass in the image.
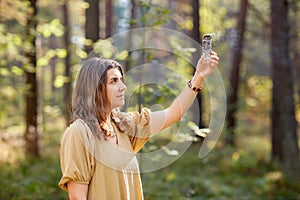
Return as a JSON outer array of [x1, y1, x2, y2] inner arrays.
[[142, 143, 300, 200], [0, 156, 67, 200], [0, 117, 67, 200], [0, 115, 299, 199]]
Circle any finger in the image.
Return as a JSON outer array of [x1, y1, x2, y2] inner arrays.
[[211, 54, 219, 62], [213, 60, 219, 67], [198, 55, 206, 63], [211, 51, 217, 56], [210, 54, 219, 60], [211, 57, 219, 64], [210, 56, 219, 63], [210, 58, 219, 66]]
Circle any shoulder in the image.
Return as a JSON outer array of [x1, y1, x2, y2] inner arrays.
[[112, 108, 151, 133], [63, 119, 87, 136], [114, 108, 150, 123], [127, 108, 151, 126], [62, 119, 94, 144]]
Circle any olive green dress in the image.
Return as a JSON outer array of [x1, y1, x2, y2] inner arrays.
[[58, 108, 151, 200]]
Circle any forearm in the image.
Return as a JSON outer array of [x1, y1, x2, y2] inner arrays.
[[149, 74, 203, 134], [149, 52, 219, 134], [168, 74, 204, 122], [166, 51, 218, 124], [67, 182, 88, 200]]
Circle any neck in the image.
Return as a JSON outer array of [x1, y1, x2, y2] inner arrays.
[[105, 109, 113, 123], [104, 115, 111, 123]]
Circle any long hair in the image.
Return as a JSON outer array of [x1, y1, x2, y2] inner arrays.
[[71, 57, 124, 138]]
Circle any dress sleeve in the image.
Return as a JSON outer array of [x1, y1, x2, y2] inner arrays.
[[125, 108, 152, 153], [58, 121, 95, 191]]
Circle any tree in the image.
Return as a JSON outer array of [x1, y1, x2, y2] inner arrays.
[[49, 35, 57, 105], [85, 0, 100, 53], [124, 0, 137, 72], [270, 0, 300, 181], [24, 0, 39, 157], [105, 0, 113, 38], [225, 0, 248, 147], [289, 1, 300, 106], [192, 0, 204, 128], [63, 1, 72, 122]]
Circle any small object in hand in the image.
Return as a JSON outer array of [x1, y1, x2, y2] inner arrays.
[[202, 34, 212, 62]]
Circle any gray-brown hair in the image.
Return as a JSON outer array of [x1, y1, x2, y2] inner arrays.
[[71, 57, 124, 138]]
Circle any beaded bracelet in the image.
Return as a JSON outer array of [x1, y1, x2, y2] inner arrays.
[[188, 80, 201, 92]]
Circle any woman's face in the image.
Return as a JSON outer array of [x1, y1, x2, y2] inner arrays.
[[106, 68, 127, 110]]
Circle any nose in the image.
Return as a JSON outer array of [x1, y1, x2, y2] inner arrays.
[[119, 81, 127, 91]]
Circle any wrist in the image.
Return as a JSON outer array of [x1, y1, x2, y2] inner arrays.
[[194, 70, 206, 79], [191, 74, 204, 88], [188, 75, 204, 93], [188, 80, 201, 92]]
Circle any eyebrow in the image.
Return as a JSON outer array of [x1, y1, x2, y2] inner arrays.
[[110, 75, 122, 79], [109, 75, 123, 82]]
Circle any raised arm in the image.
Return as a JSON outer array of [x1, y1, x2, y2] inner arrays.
[[149, 51, 219, 134]]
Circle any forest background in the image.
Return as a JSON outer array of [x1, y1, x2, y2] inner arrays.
[[0, 0, 299, 199]]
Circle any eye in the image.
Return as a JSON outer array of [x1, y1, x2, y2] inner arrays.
[[111, 78, 118, 84]]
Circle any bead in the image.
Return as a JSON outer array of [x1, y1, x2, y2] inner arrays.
[[188, 80, 201, 92]]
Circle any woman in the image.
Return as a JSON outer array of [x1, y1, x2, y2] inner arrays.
[[58, 52, 219, 199]]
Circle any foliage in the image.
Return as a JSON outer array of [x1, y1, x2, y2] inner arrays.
[[129, 0, 171, 27], [0, 116, 67, 199], [1, 118, 299, 199], [0, 157, 66, 200], [0, 0, 299, 198], [0, 0, 86, 128], [142, 144, 300, 200], [200, 0, 239, 35]]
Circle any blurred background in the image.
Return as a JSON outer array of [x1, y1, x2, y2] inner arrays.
[[0, 0, 299, 199]]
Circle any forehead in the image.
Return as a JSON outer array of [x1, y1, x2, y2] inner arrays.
[[106, 68, 122, 77]]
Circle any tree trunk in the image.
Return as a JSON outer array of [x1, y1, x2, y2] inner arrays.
[[225, 0, 248, 147], [24, 0, 39, 157], [85, 0, 100, 53], [192, 0, 204, 128], [289, 3, 300, 118], [270, 0, 300, 181], [124, 0, 137, 72], [49, 35, 57, 105], [63, 2, 72, 122], [105, 0, 113, 38]]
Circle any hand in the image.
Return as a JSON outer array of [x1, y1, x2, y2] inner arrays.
[[195, 51, 219, 78]]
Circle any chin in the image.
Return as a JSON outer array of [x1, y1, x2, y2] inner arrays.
[[112, 102, 125, 109]]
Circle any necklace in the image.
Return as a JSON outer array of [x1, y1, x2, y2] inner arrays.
[[105, 124, 116, 137], [104, 123, 119, 145]]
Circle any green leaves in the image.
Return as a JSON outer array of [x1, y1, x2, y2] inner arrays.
[[37, 19, 64, 38], [11, 66, 24, 76], [0, 0, 29, 26], [56, 49, 67, 58], [54, 75, 70, 88], [133, 0, 171, 27], [93, 39, 115, 58], [36, 49, 67, 68]]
